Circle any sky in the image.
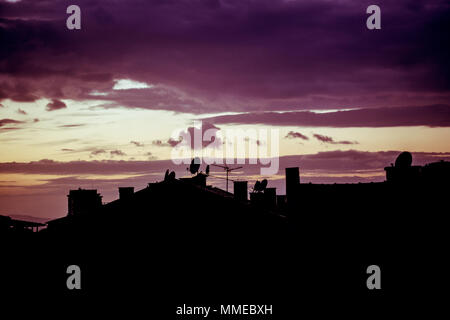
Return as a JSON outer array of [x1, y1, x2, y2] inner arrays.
[[0, 0, 449, 219]]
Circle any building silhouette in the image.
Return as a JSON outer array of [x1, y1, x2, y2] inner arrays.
[[67, 188, 102, 216], [3, 151, 449, 234], [2, 152, 449, 301], [0, 215, 46, 234]]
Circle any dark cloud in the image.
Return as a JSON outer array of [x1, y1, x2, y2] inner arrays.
[[0, 0, 448, 113], [313, 134, 357, 145], [59, 124, 84, 128], [1, 150, 448, 176], [280, 150, 450, 175], [176, 122, 221, 149], [0, 82, 38, 102], [243, 137, 262, 146], [151, 140, 164, 147], [0, 118, 23, 127], [167, 138, 181, 147], [0, 118, 24, 132], [285, 131, 309, 140], [313, 134, 337, 143], [110, 150, 126, 157], [46, 99, 66, 111], [78, 73, 113, 83], [93, 86, 207, 114], [145, 151, 156, 160], [152, 138, 182, 147], [205, 105, 450, 128], [130, 141, 144, 147], [90, 149, 127, 157], [90, 149, 106, 156], [0, 127, 22, 132], [152, 140, 169, 147]]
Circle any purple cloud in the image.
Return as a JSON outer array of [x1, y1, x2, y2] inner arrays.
[[130, 141, 144, 147], [110, 150, 126, 157], [46, 99, 67, 111], [0, 0, 448, 114], [151, 123, 220, 149], [152, 139, 180, 147], [151, 140, 164, 147], [1, 151, 448, 176], [313, 134, 357, 145], [90, 149, 106, 156], [167, 138, 181, 147], [0, 118, 23, 127], [205, 105, 450, 128], [59, 124, 84, 128], [182, 122, 220, 149], [285, 131, 309, 140]]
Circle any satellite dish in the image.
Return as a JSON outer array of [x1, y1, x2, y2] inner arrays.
[[252, 179, 268, 193], [189, 157, 201, 175], [253, 180, 261, 192], [164, 169, 169, 181], [395, 152, 412, 168], [205, 165, 210, 176], [260, 179, 268, 190]]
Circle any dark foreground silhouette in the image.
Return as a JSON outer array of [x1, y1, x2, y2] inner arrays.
[[1, 152, 449, 315]]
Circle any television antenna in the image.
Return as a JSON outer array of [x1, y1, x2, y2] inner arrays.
[[211, 164, 243, 192]]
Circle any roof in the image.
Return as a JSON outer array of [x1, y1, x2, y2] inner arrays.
[[0, 215, 46, 227], [10, 219, 46, 227]]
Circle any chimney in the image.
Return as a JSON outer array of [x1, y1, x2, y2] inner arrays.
[[285, 167, 300, 204], [233, 181, 248, 201], [67, 189, 102, 216], [119, 187, 134, 201]]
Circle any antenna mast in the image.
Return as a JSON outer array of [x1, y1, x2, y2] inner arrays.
[[211, 164, 243, 192]]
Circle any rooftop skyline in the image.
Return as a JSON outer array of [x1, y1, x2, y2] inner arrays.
[[1, 0, 449, 218]]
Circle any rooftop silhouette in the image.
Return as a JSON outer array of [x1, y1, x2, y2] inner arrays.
[[2, 152, 448, 235], [1, 152, 448, 301]]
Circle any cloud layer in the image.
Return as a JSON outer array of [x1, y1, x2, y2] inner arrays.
[[46, 99, 67, 111], [1, 0, 449, 114], [204, 105, 450, 127], [1, 150, 449, 218], [2, 150, 448, 176]]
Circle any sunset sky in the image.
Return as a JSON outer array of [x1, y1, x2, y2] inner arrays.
[[1, 0, 449, 219]]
